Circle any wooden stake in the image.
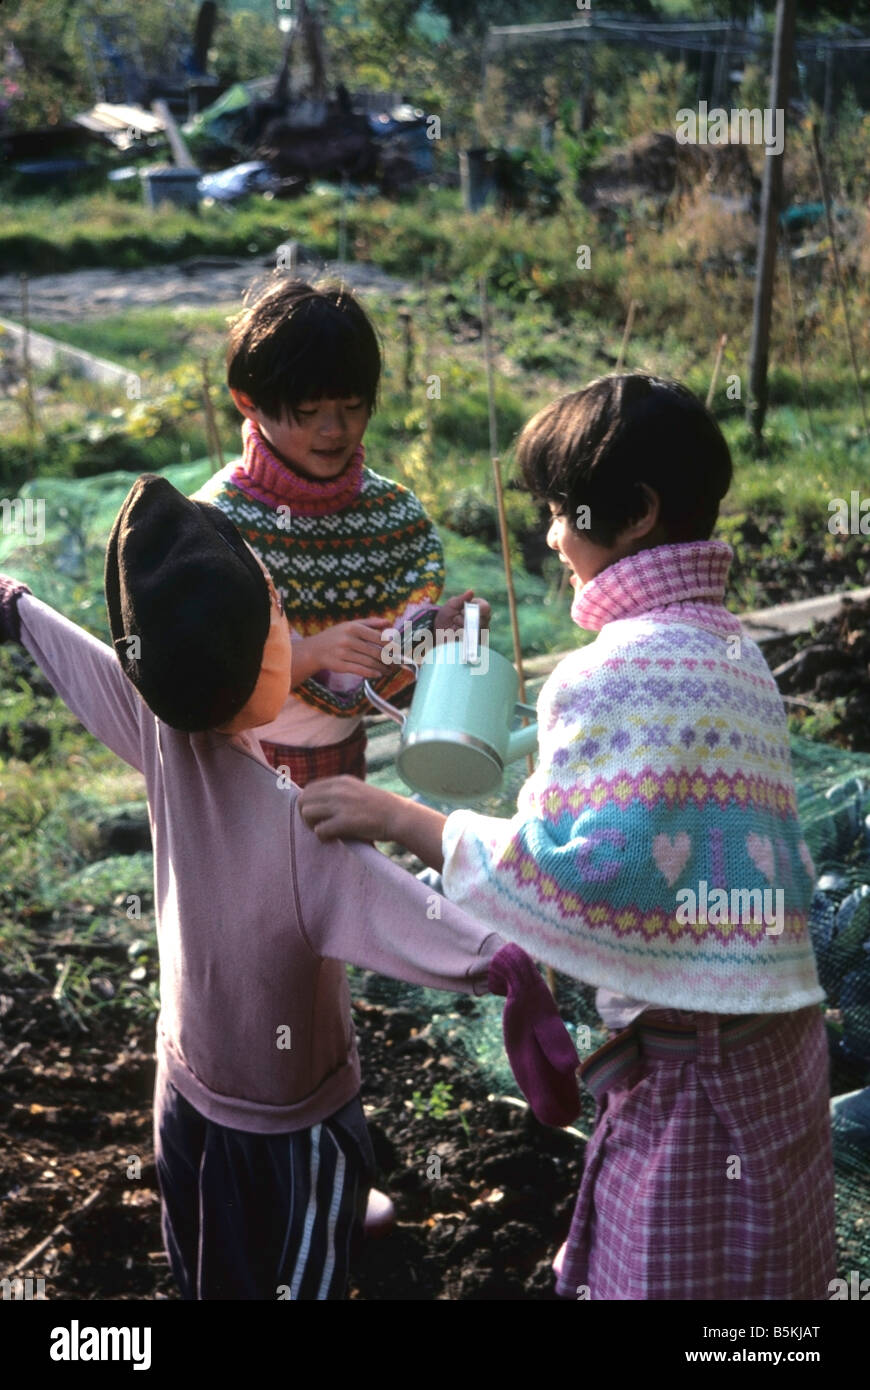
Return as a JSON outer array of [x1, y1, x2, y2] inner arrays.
[[615, 298, 638, 373], [706, 333, 728, 410], [810, 121, 869, 439]]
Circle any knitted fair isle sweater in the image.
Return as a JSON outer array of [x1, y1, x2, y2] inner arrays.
[[193, 419, 445, 718], [442, 541, 824, 1015]]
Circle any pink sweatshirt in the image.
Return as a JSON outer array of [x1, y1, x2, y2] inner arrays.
[[18, 594, 504, 1134]]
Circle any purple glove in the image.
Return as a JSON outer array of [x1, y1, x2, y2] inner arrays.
[[0, 574, 31, 644], [488, 943, 581, 1127]]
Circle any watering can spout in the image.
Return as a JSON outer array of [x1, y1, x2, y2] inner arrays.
[[507, 707, 539, 765], [363, 680, 407, 728]]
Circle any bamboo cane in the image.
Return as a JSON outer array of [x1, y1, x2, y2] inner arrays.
[[421, 284, 434, 468], [201, 357, 225, 473], [201, 382, 217, 471], [398, 307, 414, 400], [338, 173, 349, 263], [705, 333, 728, 410], [479, 275, 556, 999], [810, 122, 868, 438], [615, 298, 638, 373], [780, 242, 814, 443], [491, 452, 530, 734], [478, 276, 533, 767], [19, 274, 38, 479]]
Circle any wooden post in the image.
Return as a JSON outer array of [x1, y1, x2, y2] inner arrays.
[[151, 98, 198, 169], [272, 26, 295, 106], [706, 333, 728, 410], [746, 0, 797, 452], [810, 122, 868, 438]]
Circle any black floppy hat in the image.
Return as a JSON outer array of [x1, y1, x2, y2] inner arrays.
[[104, 475, 270, 732]]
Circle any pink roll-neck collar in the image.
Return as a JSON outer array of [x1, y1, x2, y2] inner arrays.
[[230, 418, 366, 516], [571, 540, 741, 637]]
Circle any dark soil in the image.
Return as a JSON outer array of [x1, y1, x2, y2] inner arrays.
[[0, 954, 592, 1301], [764, 594, 870, 752]]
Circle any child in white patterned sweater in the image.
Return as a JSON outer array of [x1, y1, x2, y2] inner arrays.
[[299, 373, 835, 1301]]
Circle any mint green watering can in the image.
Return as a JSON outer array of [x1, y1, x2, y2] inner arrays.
[[364, 603, 538, 799]]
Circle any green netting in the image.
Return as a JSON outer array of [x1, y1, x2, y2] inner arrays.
[[788, 738, 870, 1272], [0, 465, 215, 637], [0, 466, 581, 656]]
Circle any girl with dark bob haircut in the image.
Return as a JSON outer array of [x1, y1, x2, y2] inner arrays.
[[517, 372, 733, 546]]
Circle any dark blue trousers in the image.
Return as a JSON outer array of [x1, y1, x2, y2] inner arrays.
[[153, 1065, 374, 1300]]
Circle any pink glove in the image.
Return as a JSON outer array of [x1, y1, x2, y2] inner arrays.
[[488, 943, 580, 1126], [0, 574, 31, 644]]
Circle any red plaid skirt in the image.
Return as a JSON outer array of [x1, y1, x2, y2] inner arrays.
[[258, 723, 367, 789], [556, 1005, 836, 1300]]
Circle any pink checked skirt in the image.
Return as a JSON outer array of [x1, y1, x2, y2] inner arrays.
[[556, 1006, 836, 1300], [258, 723, 367, 788]]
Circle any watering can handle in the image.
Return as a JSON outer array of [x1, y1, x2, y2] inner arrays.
[[463, 601, 481, 666]]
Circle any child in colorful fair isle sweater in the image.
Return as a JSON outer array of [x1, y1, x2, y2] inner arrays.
[[299, 373, 837, 1301], [192, 277, 483, 787], [192, 277, 486, 1234]]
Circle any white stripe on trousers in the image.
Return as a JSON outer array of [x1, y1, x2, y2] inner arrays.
[[290, 1124, 322, 1299], [316, 1129, 346, 1300]]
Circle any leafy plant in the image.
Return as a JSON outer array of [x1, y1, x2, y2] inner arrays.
[[410, 1080, 454, 1120]]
